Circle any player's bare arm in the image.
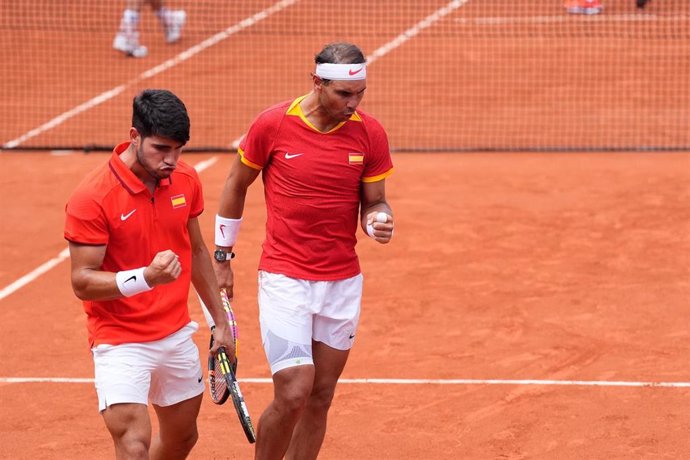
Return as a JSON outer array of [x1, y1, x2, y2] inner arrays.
[[213, 155, 261, 295], [69, 243, 117, 300], [69, 243, 181, 300], [360, 179, 394, 244], [187, 217, 235, 355]]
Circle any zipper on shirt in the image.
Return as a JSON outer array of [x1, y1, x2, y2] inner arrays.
[[150, 196, 157, 219]]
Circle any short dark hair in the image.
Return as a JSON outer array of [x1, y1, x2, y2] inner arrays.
[[315, 42, 366, 66], [314, 42, 366, 85], [132, 89, 190, 144]]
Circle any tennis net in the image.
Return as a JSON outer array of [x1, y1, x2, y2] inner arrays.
[[1, 0, 688, 152]]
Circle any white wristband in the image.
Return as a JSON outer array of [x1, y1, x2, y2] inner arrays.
[[115, 267, 152, 297], [215, 215, 242, 247]]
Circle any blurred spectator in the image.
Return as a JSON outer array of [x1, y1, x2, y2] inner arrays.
[[113, 1, 186, 58], [565, 0, 603, 14]]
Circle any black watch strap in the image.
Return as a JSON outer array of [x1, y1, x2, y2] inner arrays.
[[214, 249, 235, 262]]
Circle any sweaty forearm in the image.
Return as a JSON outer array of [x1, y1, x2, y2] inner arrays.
[[71, 269, 133, 301], [218, 155, 260, 220], [218, 183, 248, 220]]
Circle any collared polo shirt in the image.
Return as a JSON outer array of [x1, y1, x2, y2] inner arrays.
[[239, 96, 394, 281], [64, 142, 204, 347]]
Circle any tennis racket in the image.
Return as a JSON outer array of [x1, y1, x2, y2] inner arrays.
[[200, 289, 256, 443], [207, 330, 230, 405]]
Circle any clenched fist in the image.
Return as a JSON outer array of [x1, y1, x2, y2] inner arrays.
[[143, 250, 182, 286]]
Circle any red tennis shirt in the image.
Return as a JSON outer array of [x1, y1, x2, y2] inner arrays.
[[239, 96, 394, 281], [64, 142, 204, 347]]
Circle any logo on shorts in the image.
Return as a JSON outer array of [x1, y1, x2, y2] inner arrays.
[[349, 333, 356, 339], [198, 376, 203, 383]]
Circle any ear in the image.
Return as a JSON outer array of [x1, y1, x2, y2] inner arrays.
[[311, 73, 324, 91], [129, 127, 140, 145]]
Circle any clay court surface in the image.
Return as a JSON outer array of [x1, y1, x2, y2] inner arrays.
[[1, 151, 689, 459], [2, 0, 690, 458]]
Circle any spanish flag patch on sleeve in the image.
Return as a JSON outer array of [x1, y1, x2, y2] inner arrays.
[[171, 194, 187, 208], [348, 153, 364, 165]]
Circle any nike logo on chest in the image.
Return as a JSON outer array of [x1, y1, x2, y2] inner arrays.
[[121, 209, 137, 221]]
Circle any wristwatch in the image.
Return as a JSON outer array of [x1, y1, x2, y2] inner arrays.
[[214, 249, 235, 262]]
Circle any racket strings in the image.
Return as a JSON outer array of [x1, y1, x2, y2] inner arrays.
[[208, 329, 230, 405], [209, 354, 229, 403], [211, 290, 256, 443]]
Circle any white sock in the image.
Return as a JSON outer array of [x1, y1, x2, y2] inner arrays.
[[120, 9, 139, 33], [156, 7, 171, 22]]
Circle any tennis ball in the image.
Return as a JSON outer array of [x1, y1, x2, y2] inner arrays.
[[375, 212, 388, 223]]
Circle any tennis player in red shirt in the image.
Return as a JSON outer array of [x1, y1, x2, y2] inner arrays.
[[213, 42, 394, 459], [65, 89, 233, 459]]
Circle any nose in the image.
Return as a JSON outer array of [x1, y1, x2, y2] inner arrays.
[[347, 97, 360, 111], [164, 150, 181, 167]]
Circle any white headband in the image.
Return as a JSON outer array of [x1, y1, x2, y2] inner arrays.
[[315, 63, 367, 81]]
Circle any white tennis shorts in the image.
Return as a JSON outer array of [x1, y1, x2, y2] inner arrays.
[[258, 271, 363, 374], [91, 321, 204, 412]]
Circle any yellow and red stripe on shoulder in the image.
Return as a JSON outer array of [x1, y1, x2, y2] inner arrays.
[[362, 168, 394, 183], [238, 147, 263, 171]]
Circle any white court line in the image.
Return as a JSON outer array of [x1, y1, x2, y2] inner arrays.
[[230, 0, 469, 148], [454, 14, 689, 26], [3, 377, 690, 388], [0, 156, 218, 301], [368, 0, 469, 64], [2, 0, 299, 149], [0, 248, 71, 300], [191, 156, 218, 173]]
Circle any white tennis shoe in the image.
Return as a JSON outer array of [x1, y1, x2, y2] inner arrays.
[[163, 10, 186, 43], [113, 31, 148, 58]]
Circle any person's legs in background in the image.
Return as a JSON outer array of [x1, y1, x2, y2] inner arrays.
[[565, 0, 603, 15], [113, 0, 186, 58]]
